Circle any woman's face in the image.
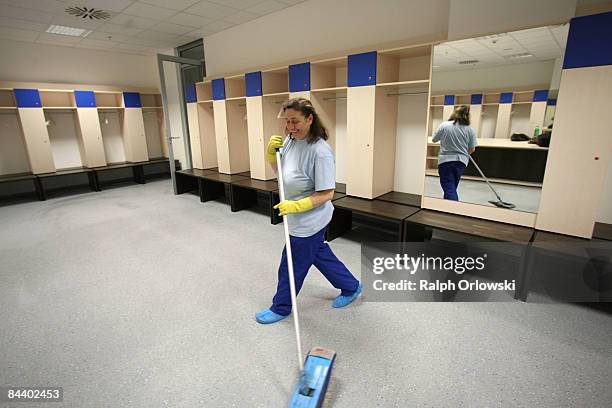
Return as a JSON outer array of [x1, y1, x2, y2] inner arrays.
[[285, 108, 312, 140]]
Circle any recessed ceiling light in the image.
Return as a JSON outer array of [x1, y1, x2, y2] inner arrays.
[[506, 52, 533, 59], [46, 24, 92, 37]]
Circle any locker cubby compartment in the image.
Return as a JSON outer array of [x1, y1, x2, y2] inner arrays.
[[196, 82, 212, 102], [0, 110, 31, 176], [262, 68, 289, 95], [310, 57, 348, 91], [428, 106, 443, 136], [95, 92, 123, 108], [43, 109, 86, 170], [483, 93, 501, 104], [0, 89, 16, 108], [508, 104, 532, 136], [512, 91, 534, 104], [310, 88, 347, 153], [377, 44, 432, 84], [98, 109, 127, 164], [224, 76, 246, 99], [40, 91, 75, 108], [455, 94, 472, 105], [480, 105, 499, 138], [142, 108, 166, 159], [261, 93, 289, 135], [430, 95, 444, 106], [187, 101, 217, 170], [215, 98, 250, 174], [140, 93, 162, 108]]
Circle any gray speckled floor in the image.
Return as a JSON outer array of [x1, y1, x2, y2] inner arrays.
[[425, 175, 542, 213], [1, 180, 611, 408]]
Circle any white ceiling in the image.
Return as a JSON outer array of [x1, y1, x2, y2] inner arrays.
[[434, 24, 569, 71], [0, 0, 306, 56]]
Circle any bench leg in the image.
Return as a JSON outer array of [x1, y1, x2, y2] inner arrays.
[[270, 192, 282, 225], [34, 177, 46, 201], [132, 166, 145, 184], [175, 173, 198, 194], [87, 172, 98, 192], [200, 180, 225, 202], [514, 243, 534, 302], [403, 223, 432, 242], [326, 207, 352, 241], [230, 185, 257, 212]]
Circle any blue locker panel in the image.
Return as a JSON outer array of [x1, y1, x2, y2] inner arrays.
[[470, 94, 483, 105], [123, 92, 142, 108], [185, 84, 197, 103], [212, 78, 226, 100], [563, 12, 612, 69], [14, 88, 42, 108], [533, 90, 549, 102], [74, 90, 96, 107], [347, 51, 377, 87], [245, 71, 263, 97], [288, 63, 310, 92], [547, 98, 557, 106], [444, 95, 455, 105], [500, 92, 513, 104]]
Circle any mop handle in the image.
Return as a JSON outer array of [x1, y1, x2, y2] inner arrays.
[[468, 154, 503, 201], [275, 148, 304, 372]]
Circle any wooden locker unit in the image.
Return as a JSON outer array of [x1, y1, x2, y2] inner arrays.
[[494, 93, 513, 139], [121, 108, 149, 162], [187, 102, 204, 168], [76, 108, 106, 167], [187, 101, 217, 169], [262, 68, 289, 95], [213, 99, 250, 174], [536, 65, 612, 238], [17, 107, 56, 174]]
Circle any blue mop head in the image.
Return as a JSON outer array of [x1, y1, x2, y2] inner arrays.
[[289, 347, 337, 408]]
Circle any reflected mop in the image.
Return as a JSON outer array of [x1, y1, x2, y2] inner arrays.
[[275, 147, 337, 408], [468, 155, 516, 209]]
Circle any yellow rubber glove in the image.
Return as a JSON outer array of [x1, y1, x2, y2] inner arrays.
[[266, 135, 284, 164], [274, 197, 313, 216]]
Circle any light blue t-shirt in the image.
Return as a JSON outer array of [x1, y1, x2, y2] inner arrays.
[[280, 136, 335, 237], [432, 121, 478, 166]]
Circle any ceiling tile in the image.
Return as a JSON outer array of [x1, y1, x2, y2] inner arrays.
[[209, 0, 264, 9], [86, 30, 129, 42], [245, 0, 287, 15], [109, 13, 157, 29], [122, 2, 177, 19], [114, 42, 160, 53], [120, 35, 162, 47], [0, 4, 54, 24], [134, 29, 183, 42], [139, 0, 200, 10], [0, 25, 40, 41], [224, 10, 258, 24], [77, 38, 117, 48], [184, 1, 238, 19], [36, 32, 82, 45], [58, 0, 135, 13], [97, 22, 143, 35], [166, 12, 213, 27], [202, 19, 234, 32], [152, 21, 194, 35], [0, 17, 48, 32], [276, 0, 306, 4], [0, 0, 66, 14]]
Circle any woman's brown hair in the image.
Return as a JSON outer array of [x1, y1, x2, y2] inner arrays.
[[282, 97, 328, 143], [449, 105, 471, 126]]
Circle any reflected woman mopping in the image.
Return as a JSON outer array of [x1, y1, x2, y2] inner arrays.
[[431, 105, 477, 201]]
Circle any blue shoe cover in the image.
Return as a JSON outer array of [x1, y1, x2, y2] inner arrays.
[[255, 308, 287, 324], [332, 283, 363, 308]]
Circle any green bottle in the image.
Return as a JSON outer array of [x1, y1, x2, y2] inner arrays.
[[534, 126, 541, 138]]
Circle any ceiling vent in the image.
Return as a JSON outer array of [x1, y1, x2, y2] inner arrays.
[[458, 59, 479, 65], [65, 6, 111, 20]]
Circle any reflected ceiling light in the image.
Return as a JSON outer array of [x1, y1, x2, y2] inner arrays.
[[506, 53, 533, 59]]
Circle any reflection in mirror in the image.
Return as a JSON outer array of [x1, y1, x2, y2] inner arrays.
[[425, 24, 567, 213]]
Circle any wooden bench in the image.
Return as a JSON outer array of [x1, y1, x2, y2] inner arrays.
[[175, 168, 218, 195], [230, 178, 281, 224], [327, 196, 420, 242], [0, 172, 44, 201], [36, 168, 98, 200], [93, 158, 172, 190]]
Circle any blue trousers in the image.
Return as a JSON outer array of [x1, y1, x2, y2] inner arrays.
[[271, 226, 360, 316], [438, 161, 466, 201]]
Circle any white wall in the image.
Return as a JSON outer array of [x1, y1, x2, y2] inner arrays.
[[448, 0, 576, 40], [204, 0, 450, 77], [431, 60, 555, 93], [597, 162, 612, 224], [0, 39, 159, 88]]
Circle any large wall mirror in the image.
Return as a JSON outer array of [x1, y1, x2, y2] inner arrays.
[[425, 24, 568, 215]]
